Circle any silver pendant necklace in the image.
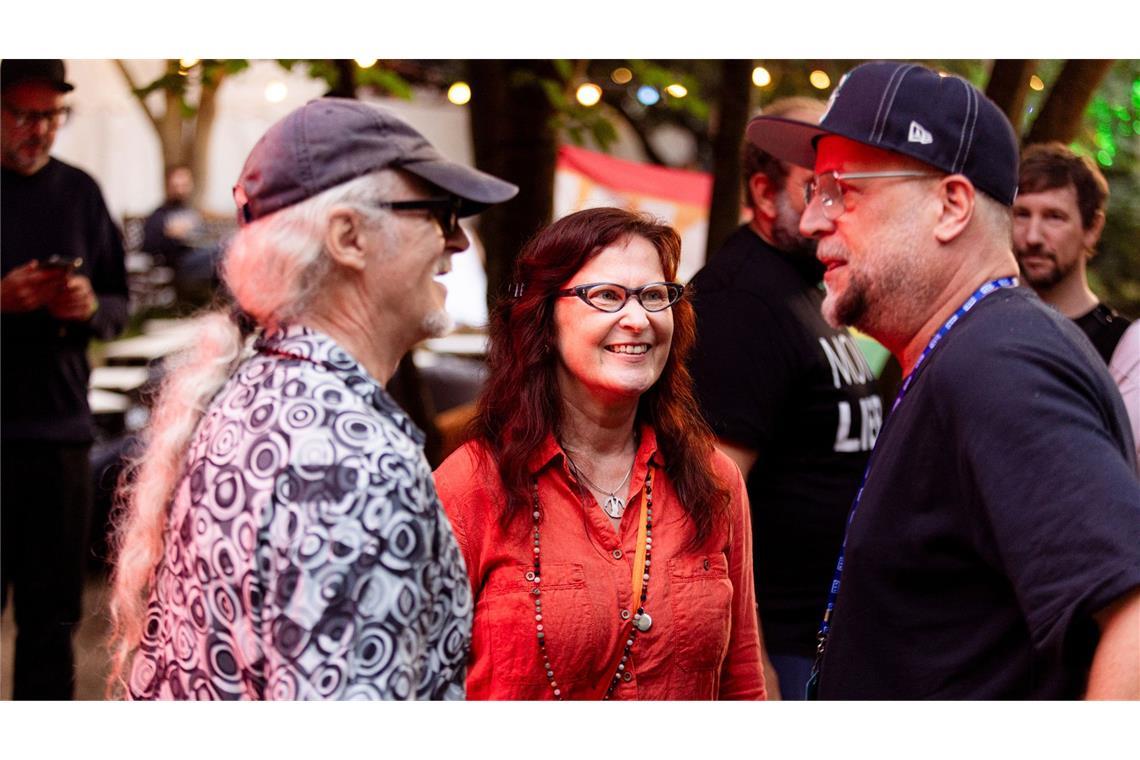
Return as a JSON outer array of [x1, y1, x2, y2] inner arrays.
[[565, 452, 635, 519]]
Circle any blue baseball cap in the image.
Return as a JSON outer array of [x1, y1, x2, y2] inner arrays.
[[746, 61, 1019, 206]]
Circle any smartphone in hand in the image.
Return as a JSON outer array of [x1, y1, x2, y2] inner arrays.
[[39, 255, 84, 272]]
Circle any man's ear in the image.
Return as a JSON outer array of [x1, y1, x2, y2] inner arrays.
[[932, 175, 975, 244], [324, 207, 369, 271], [1083, 209, 1106, 258], [748, 173, 778, 221]]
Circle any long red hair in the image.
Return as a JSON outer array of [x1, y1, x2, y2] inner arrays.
[[472, 207, 728, 544]]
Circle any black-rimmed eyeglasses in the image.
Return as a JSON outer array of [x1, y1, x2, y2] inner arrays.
[[371, 196, 461, 237], [2, 104, 72, 129], [557, 282, 685, 313], [804, 170, 940, 220]]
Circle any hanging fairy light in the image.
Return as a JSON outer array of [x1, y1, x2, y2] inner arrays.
[[611, 67, 633, 85], [752, 67, 772, 87], [665, 83, 688, 98], [264, 81, 289, 103], [448, 81, 472, 105], [636, 85, 660, 106], [1029, 75, 1045, 91], [355, 59, 378, 69], [576, 83, 603, 107], [810, 70, 831, 90]]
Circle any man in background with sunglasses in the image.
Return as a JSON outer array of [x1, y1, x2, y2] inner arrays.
[[749, 61, 1140, 699], [689, 97, 882, 700], [1, 59, 129, 699]]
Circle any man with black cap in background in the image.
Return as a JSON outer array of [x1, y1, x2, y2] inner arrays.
[[1, 59, 129, 699], [108, 98, 518, 699], [749, 61, 1140, 699]]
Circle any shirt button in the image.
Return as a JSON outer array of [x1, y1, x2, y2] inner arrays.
[[622, 671, 633, 682], [612, 549, 623, 560], [620, 609, 631, 620], [703, 558, 710, 571]]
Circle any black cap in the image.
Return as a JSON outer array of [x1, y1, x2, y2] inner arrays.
[[1, 59, 74, 93], [233, 97, 518, 225], [747, 61, 1019, 206]]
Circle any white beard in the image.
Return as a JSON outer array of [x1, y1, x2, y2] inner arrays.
[[422, 308, 454, 339]]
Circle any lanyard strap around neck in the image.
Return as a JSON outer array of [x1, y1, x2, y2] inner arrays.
[[589, 466, 653, 700], [630, 476, 651, 603], [812, 277, 1018, 664]]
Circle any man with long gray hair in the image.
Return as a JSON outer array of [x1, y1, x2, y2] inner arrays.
[[108, 98, 517, 699]]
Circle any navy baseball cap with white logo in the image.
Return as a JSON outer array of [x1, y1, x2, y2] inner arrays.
[[747, 61, 1019, 206]]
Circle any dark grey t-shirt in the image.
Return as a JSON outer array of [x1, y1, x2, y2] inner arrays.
[[819, 287, 1140, 699]]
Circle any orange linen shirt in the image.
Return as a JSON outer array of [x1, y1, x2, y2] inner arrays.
[[434, 425, 766, 700]]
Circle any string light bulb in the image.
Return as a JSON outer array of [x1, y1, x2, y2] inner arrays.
[[810, 70, 831, 90], [355, 59, 378, 69], [665, 84, 688, 98], [1029, 75, 1045, 91], [576, 83, 603, 107], [636, 85, 660, 106], [448, 81, 472, 105], [752, 67, 772, 87], [265, 81, 288, 103], [611, 67, 633, 85]]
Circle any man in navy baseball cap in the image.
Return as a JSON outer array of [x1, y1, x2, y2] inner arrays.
[[748, 61, 1140, 700]]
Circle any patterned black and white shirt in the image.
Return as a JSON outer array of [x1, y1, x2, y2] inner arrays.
[[128, 324, 472, 700]]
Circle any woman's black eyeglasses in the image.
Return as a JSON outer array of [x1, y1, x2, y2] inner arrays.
[[557, 282, 685, 313]]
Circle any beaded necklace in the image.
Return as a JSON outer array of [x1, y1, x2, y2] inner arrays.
[[528, 464, 655, 700]]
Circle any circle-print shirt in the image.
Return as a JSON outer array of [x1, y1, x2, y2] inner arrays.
[[128, 324, 472, 699]]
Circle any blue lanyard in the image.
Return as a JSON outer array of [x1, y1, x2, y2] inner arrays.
[[808, 277, 1019, 686]]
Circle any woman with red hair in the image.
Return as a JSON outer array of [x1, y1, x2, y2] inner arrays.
[[434, 207, 765, 699]]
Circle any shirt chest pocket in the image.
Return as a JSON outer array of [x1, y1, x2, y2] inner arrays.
[[668, 553, 733, 672], [475, 562, 600, 686]]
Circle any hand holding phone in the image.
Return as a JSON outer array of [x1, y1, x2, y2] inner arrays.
[[1, 259, 76, 312], [39, 255, 84, 272]]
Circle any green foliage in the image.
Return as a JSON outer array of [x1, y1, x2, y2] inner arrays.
[[278, 59, 342, 92], [508, 63, 624, 152], [627, 60, 709, 121], [357, 67, 414, 100], [1079, 60, 1140, 316], [130, 59, 251, 119], [275, 59, 413, 99]]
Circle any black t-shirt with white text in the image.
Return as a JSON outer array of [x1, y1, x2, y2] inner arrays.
[[690, 226, 882, 657]]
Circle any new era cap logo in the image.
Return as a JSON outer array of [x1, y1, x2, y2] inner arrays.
[[821, 72, 850, 122], [909, 121, 933, 145]]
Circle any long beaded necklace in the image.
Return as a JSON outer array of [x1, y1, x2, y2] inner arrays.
[[528, 464, 655, 700]]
